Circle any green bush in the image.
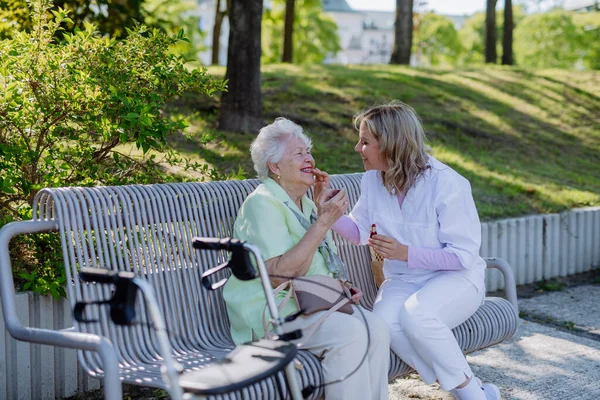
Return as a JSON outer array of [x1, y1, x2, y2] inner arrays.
[[514, 11, 582, 68], [0, 0, 226, 297], [0, 0, 32, 39], [1, 0, 146, 40], [1, 206, 66, 298], [573, 12, 600, 70], [414, 13, 463, 66]]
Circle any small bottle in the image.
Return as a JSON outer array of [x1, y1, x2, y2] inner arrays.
[[370, 223, 377, 238]]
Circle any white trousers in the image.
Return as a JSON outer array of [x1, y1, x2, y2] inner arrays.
[[283, 305, 390, 400], [373, 271, 483, 391]]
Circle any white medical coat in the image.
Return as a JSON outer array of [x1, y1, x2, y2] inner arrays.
[[349, 156, 486, 293]]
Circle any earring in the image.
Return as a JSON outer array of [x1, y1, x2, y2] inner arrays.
[[277, 175, 281, 180]]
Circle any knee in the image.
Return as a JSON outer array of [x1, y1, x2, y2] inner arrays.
[[366, 312, 391, 347], [373, 301, 400, 334], [332, 315, 369, 349]]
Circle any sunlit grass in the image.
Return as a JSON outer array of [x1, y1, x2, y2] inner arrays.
[[171, 64, 599, 220], [432, 146, 598, 219]]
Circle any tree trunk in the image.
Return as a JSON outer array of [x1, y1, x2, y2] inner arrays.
[[485, 0, 498, 63], [390, 0, 414, 65], [212, 0, 227, 65], [218, 0, 263, 133], [501, 0, 513, 65], [282, 0, 295, 63]]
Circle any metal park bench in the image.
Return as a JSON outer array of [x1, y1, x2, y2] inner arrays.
[[0, 173, 519, 399]]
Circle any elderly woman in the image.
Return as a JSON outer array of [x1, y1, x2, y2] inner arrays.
[[222, 118, 390, 400], [328, 101, 500, 400]]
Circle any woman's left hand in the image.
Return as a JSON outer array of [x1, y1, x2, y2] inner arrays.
[[369, 234, 409, 261], [349, 286, 363, 304]]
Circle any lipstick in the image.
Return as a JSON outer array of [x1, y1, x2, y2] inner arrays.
[[370, 224, 377, 238]]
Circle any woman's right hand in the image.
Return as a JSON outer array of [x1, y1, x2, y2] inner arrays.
[[349, 286, 363, 304], [266, 188, 348, 286], [316, 188, 348, 227], [369, 234, 409, 261], [312, 167, 330, 202]]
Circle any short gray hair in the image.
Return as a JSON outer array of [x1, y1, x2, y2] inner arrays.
[[251, 118, 312, 180]]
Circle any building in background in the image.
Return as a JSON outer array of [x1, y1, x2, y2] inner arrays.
[[322, 0, 396, 64], [564, 0, 599, 12], [194, 0, 467, 66], [323, 0, 467, 65]]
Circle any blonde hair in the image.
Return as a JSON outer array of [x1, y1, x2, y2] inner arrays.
[[353, 100, 431, 194]]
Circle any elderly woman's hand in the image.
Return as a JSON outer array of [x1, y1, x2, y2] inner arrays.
[[368, 234, 409, 261], [316, 188, 348, 227], [312, 168, 330, 202], [349, 286, 363, 304]]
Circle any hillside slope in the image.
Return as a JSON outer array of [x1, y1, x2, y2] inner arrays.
[[172, 65, 600, 220]]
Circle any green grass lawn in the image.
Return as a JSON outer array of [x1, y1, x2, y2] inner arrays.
[[167, 64, 600, 221]]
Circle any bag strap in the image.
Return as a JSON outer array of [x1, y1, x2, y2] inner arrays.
[[261, 278, 353, 344], [261, 280, 294, 340], [296, 296, 352, 347]]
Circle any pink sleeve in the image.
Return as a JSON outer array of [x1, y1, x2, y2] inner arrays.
[[331, 215, 361, 245], [408, 246, 465, 271]]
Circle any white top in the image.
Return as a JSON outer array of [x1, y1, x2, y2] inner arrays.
[[349, 156, 486, 292]]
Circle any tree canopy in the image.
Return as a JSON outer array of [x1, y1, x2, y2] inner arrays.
[[572, 11, 600, 70], [143, 0, 205, 60], [514, 11, 582, 68], [413, 13, 463, 65], [0, 0, 203, 53], [262, 0, 340, 64]]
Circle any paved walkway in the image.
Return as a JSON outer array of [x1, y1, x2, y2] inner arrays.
[[389, 284, 600, 400]]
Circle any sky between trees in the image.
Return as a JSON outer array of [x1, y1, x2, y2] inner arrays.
[[348, 0, 564, 14]]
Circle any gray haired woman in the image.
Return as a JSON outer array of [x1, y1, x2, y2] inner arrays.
[[222, 118, 390, 400]]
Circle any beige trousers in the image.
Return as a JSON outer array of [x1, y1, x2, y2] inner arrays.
[[283, 305, 390, 400]]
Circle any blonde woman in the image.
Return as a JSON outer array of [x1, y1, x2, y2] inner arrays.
[[320, 101, 500, 400]]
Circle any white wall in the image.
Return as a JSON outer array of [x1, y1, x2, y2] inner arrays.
[[361, 29, 394, 64], [0, 294, 100, 400], [482, 207, 600, 292], [325, 11, 366, 64]]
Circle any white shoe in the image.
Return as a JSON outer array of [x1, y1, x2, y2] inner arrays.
[[451, 377, 501, 400], [481, 383, 501, 400], [473, 377, 501, 400]]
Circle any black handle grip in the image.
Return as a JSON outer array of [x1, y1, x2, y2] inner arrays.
[[192, 237, 258, 286], [76, 268, 138, 326], [192, 237, 246, 251], [201, 262, 230, 290], [80, 267, 135, 284]]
